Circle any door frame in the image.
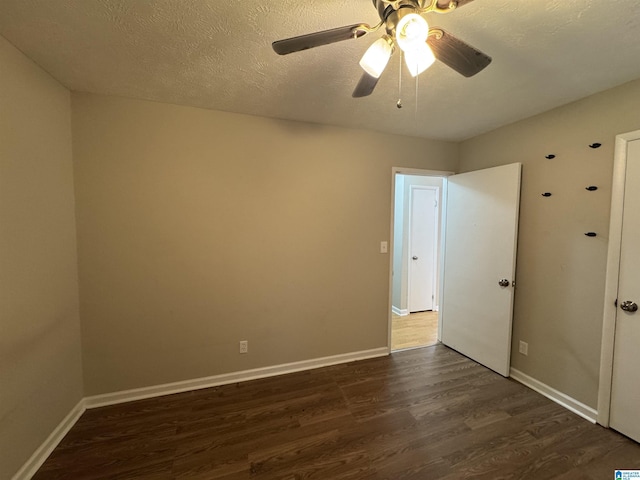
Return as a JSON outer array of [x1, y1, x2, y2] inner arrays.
[[407, 185, 440, 313], [597, 128, 640, 427], [388, 167, 454, 353]]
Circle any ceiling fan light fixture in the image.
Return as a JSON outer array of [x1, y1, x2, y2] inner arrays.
[[359, 35, 394, 78], [395, 11, 429, 52], [404, 42, 436, 77]]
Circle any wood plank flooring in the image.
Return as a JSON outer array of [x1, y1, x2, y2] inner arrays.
[[391, 311, 438, 351], [33, 345, 640, 479]]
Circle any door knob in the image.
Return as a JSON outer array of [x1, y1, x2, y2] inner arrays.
[[620, 301, 638, 313], [498, 279, 510, 287], [412, 256, 418, 260]]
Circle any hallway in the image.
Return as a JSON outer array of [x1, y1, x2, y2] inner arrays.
[[391, 310, 438, 351]]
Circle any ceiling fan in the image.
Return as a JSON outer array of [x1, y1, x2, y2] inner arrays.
[[272, 0, 492, 98]]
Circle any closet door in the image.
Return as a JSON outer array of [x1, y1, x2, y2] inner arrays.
[[408, 186, 438, 313], [609, 138, 640, 443]]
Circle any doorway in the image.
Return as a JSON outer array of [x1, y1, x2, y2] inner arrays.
[[598, 129, 640, 443], [388, 164, 521, 376], [390, 171, 445, 351]]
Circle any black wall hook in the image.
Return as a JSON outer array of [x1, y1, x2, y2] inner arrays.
[[541, 192, 552, 197], [586, 186, 598, 191], [585, 232, 597, 237], [589, 143, 602, 149], [545, 154, 556, 159]]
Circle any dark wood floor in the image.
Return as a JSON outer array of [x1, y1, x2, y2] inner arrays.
[[34, 345, 640, 479]]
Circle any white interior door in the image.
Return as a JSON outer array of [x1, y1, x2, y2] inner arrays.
[[408, 187, 438, 312], [610, 139, 640, 443], [440, 163, 521, 376]]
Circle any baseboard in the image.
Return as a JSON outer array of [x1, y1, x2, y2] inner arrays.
[[392, 306, 409, 316], [11, 399, 86, 480], [510, 368, 597, 424], [85, 347, 389, 409]]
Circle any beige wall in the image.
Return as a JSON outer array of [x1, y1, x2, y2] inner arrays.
[[71, 93, 459, 395], [459, 78, 640, 408], [0, 36, 83, 479]]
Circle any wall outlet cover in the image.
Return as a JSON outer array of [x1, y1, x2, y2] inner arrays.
[[519, 341, 528, 356]]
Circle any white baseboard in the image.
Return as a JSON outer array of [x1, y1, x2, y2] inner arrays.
[[85, 347, 389, 409], [392, 306, 409, 316], [392, 307, 439, 315], [510, 368, 597, 424], [11, 399, 86, 480]]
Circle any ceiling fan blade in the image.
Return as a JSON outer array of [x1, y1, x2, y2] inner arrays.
[[273, 24, 368, 55], [352, 72, 381, 98], [427, 28, 491, 77]]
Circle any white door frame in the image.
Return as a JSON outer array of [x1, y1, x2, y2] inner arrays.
[[597, 129, 640, 427], [407, 185, 440, 313], [388, 167, 454, 353]]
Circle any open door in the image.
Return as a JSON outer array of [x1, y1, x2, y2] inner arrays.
[[440, 163, 521, 376]]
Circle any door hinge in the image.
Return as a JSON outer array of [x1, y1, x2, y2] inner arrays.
[[614, 298, 618, 308]]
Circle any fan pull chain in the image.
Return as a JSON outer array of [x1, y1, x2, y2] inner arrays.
[[397, 50, 403, 109], [415, 70, 419, 121]]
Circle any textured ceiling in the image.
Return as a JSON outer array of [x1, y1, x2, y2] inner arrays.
[[1, 0, 640, 141]]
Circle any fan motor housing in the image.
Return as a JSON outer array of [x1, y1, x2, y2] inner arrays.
[[375, 0, 422, 35], [374, 0, 458, 19], [374, 0, 394, 20]]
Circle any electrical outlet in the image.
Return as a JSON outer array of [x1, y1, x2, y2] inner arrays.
[[239, 340, 248, 354], [519, 340, 528, 356]]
